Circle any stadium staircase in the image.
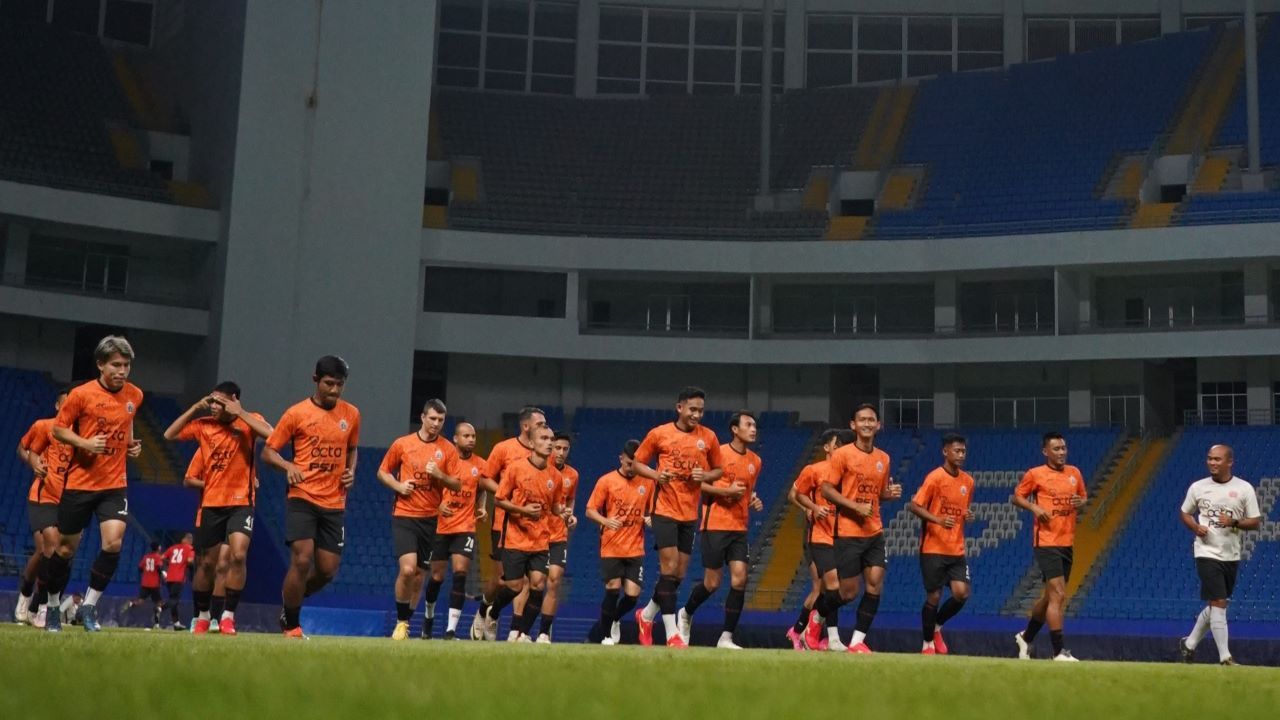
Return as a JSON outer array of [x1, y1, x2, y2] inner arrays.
[[745, 426, 821, 610]]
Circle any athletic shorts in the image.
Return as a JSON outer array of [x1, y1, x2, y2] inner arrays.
[[392, 516, 438, 568], [1196, 557, 1239, 602], [701, 530, 749, 569], [807, 541, 836, 575], [28, 501, 58, 533], [834, 534, 887, 579], [432, 532, 476, 561], [490, 528, 502, 561], [651, 515, 695, 554], [138, 586, 161, 603], [549, 541, 568, 568], [501, 549, 549, 580], [285, 498, 345, 555], [1034, 546, 1073, 582], [600, 556, 644, 585], [194, 506, 254, 551], [166, 581, 184, 599], [920, 553, 970, 592], [57, 489, 128, 536]]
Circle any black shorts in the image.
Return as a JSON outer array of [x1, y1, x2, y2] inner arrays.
[[834, 534, 887, 579], [139, 586, 161, 603], [1034, 546, 1073, 582], [701, 530, 749, 569], [57, 489, 128, 536], [28, 501, 58, 533], [194, 506, 254, 551], [285, 498, 345, 555], [549, 541, 568, 568], [920, 553, 970, 592], [432, 532, 476, 561], [808, 541, 836, 575], [490, 528, 502, 561], [600, 556, 644, 585], [1196, 557, 1239, 601], [501, 549, 549, 580], [166, 582, 184, 599], [652, 515, 696, 554], [392, 516, 438, 568]]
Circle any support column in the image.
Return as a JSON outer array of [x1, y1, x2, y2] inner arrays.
[[1068, 362, 1092, 428], [1243, 262, 1269, 324], [934, 274, 957, 333], [561, 359, 585, 419], [1077, 271, 1094, 331], [1246, 357, 1271, 426], [1003, 0, 1024, 67], [932, 364, 957, 428], [747, 365, 770, 413], [783, 0, 805, 89], [1159, 0, 1181, 35], [575, 0, 599, 97], [4, 223, 30, 284]]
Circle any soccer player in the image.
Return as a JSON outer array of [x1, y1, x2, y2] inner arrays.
[[678, 411, 763, 650], [786, 428, 846, 651], [40, 335, 144, 632], [377, 398, 461, 641], [15, 388, 71, 624], [532, 431, 578, 643], [470, 406, 547, 641], [804, 403, 901, 654], [484, 425, 567, 642], [263, 355, 361, 639], [908, 433, 975, 655], [1012, 431, 1086, 662], [427, 421, 487, 640], [164, 382, 272, 635], [632, 387, 723, 648], [118, 542, 165, 628], [1178, 444, 1262, 666], [161, 532, 196, 630], [585, 439, 653, 646]]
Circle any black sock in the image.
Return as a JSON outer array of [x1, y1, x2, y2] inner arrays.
[[722, 588, 745, 635], [539, 614, 555, 637], [821, 589, 842, 628], [283, 605, 301, 630], [425, 577, 443, 611], [32, 586, 46, 612], [20, 578, 35, 596], [936, 597, 966, 626], [224, 588, 242, 613], [855, 593, 880, 634], [1023, 618, 1044, 642], [520, 589, 544, 635], [449, 573, 468, 610], [152, 605, 161, 625], [210, 595, 225, 619], [600, 589, 621, 630], [684, 583, 712, 616], [193, 590, 212, 615], [88, 550, 120, 593], [615, 593, 638, 619], [43, 553, 71, 595], [171, 597, 180, 622], [478, 594, 491, 616], [656, 575, 680, 616], [922, 602, 938, 643], [487, 585, 518, 620], [396, 601, 412, 622], [794, 602, 813, 633], [1050, 629, 1065, 655]]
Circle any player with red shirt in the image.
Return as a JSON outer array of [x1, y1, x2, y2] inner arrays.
[[118, 542, 165, 628], [161, 533, 196, 630]]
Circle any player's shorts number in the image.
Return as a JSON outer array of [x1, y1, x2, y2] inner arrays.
[[464, 536, 475, 552], [244, 515, 254, 531]]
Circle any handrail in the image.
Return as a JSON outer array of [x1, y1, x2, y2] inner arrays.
[[1089, 433, 1149, 527]]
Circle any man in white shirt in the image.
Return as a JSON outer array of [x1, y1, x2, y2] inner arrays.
[[1177, 444, 1262, 666]]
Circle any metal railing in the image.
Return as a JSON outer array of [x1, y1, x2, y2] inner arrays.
[[1088, 433, 1149, 527], [1183, 408, 1270, 426], [1, 272, 208, 310]]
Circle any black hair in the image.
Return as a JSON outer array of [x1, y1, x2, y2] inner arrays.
[[819, 428, 843, 446], [1042, 431, 1065, 447], [941, 433, 967, 447], [851, 403, 879, 420], [517, 406, 545, 424], [553, 431, 572, 444], [677, 386, 706, 403], [836, 429, 856, 445], [314, 355, 349, 380], [622, 439, 640, 459], [422, 398, 447, 415], [149, 541, 161, 551], [728, 410, 756, 430], [213, 381, 241, 399]]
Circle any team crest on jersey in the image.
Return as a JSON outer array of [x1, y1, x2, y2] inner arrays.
[[1229, 491, 1238, 498], [434, 450, 443, 461], [339, 419, 349, 432], [125, 401, 135, 414], [564, 477, 573, 489], [875, 461, 884, 473], [638, 486, 646, 496], [470, 467, 479, 477], [960, 486, 968, 496], [696, 439, 706, 450], [546, 479, 555, 490], [748, 464, 756, 474]]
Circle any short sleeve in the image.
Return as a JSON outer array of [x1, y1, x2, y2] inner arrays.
[[185, 450, 205, 479], [496, 471, 516, 502], [1243, 484, 1262, 519], [587, 479, 608, 513], [176, 420, 202, 442], [53, 389, 84, 431], [634, 430, 660, 465], [347, 410, 361, 446], [21, 422, 49, 454], [1180, 485, 1198, 515], [484, 447, 506, 480], [378, 441, 402, 475], [265, 409, 296, 453], [1014, 470, 1038, 500], [911, 473, 937, 507], [704, 432, 723, 469], [1073, 468, 1088, 501]]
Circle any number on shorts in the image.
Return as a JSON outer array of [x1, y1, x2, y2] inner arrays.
[[464, 536, 475, 552], [119, 498, 129, 516], [637, 565, 644, 583], [244, 515, 254, 531]]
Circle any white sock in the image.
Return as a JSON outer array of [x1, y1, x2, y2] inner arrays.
[[923, 640, 934, 650], [1186, 606, 1211, 649], [641, 599, 660, 622], [47, 592, 61, 609], [851, 630, 867, 647], [84, 588, 102, 607], [719, 631, 734, 643], [507, 629, 519, 641], [827, 626, 841, 642], [661, 613, 679, 639], [38, 603, 48, 613], [426, 602, 436, 620], [221, 610, 235, 621], [198, 610, 210, 621], [610, 621, 621, 642], [1209, 606, 1230, 661], [18, 593, 31, 606], [447, 608, 461, 632]]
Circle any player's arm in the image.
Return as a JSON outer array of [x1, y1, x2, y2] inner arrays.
[[340, 446, 358, 488], [880, 477, 903, 501], [17, 435, 46, 476], [907, 501, 952, 528], [52, 422, 104, 455], [700, 480, 745, 498], [1012, 472, 1051, 521], [1180, 510, 1209, 537], [261, 445, 304, 486], [820, 481, 867, 516], [427, 457, 461, 492], [162, 396, 211, 440], [692, 439, 724, 484]]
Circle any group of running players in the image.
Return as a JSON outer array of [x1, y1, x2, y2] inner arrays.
[[11, 335, 1265, 664]]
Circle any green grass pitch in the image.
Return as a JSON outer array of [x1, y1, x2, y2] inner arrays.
[[1, 625, 1277, 718]]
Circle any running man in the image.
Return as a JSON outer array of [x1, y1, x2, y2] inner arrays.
[[786, 428, 846, 651], [429, 421, 487, 640], [15, 388, 71, 624], [907, 433, 975, 655], [533, 431, 578, 643], [585, 439, 653, 645]]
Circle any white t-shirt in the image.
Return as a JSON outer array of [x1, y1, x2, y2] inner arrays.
[[1180, 476, 1261, 562]]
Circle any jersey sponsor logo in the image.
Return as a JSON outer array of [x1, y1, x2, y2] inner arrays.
[[470, 467, 479, 476], [1228, 491, 1238, 498], [563, 477, 573, 489]]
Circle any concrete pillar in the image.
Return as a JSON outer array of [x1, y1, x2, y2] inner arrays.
[[747, 365, 770, 413], [1077, 271, 1094, 331], [932, 364, 957, 427], [1159, 0, 1181, 35], [1003, 0, 1024, 67], [783, 0, 806, 89], [1246, 357, 1271, 425], [575, 0, 599, 97], [4, 223, 30, 284], [934, 274, 957, 333], [754, 277, 773, 335], [561, 359, 585, 418], [1055, 268, 1079, 335], [1068, 362, 1092, 427], [1243, 262, 1269, 324], [566, 271, 581, 329]]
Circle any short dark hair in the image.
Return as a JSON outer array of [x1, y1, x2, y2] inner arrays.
[[622, 439, 640, 458], [1042, 431, 1065, 447], [213, 381, 241, 399], [942, 433, 967, 447], [837, 429, 856, 445], [422, 398, 447, 415], [728, 410, 755, 430], [314, 355, 349, 380], [150, 541, 161, 551], [819, 428, 843, 446], [851, 403, 879, 420], [517, 406, 545, 424], [677, 386, 706, 403], [552, 432, 572, 444]]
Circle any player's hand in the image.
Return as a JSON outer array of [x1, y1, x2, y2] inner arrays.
[[1070, 495, 1086, 508], [1217, 513, 1235, 529], [726, 481, 746, 500], [885, 482, 903, 500], [852, 502, 873, 518], [940, 516, 956, 529], [425, 461, 440, 479], [213, 393, 243, 417], [285, 463, 305, 486], [440, 502, 457, 516], [473, 505, 487, 521], [965, 509, 976, 522], [1033, 506, 1052, 523], [30, 455, 47, 477], [657, 469, 674, 485], [128, 439, 142, 458], [253, 476, 260, 490], [566, 514, 578, 529], [1194, 524, 1210, 537], [395, 479, 415, 497], [525, 502, 543, 519], [813, 506, 830, 520], [194, 396, 215, 413], [604, 517, 623, 531], [750, 493, 763, 512], [340, 467, 355, 488], [691, 467, 706, 483], [86, 433, 109, 455]]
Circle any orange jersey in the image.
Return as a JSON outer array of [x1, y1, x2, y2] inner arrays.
[[265, 398, 360, 511], [484, 436, 537, 531], [793, 460, 838, 545], [439, 453, 486, 535], [21, 418, 73, 504], [1016, 464, 1087, 548], [586, 470, 654, 558], [827, 444, 892, 538], [702, 445, 761, 532], [547, 464, 579, 542], [912, 467, 975, 556], [634, 422, 723, 522], [54, 380, 144, 492], [176, 415, 263, 507], [380, 432, 461, 519], [495, 458, 563, 553]]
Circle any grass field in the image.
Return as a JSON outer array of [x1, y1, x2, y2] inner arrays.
[[2, 625, 1278, 718]]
